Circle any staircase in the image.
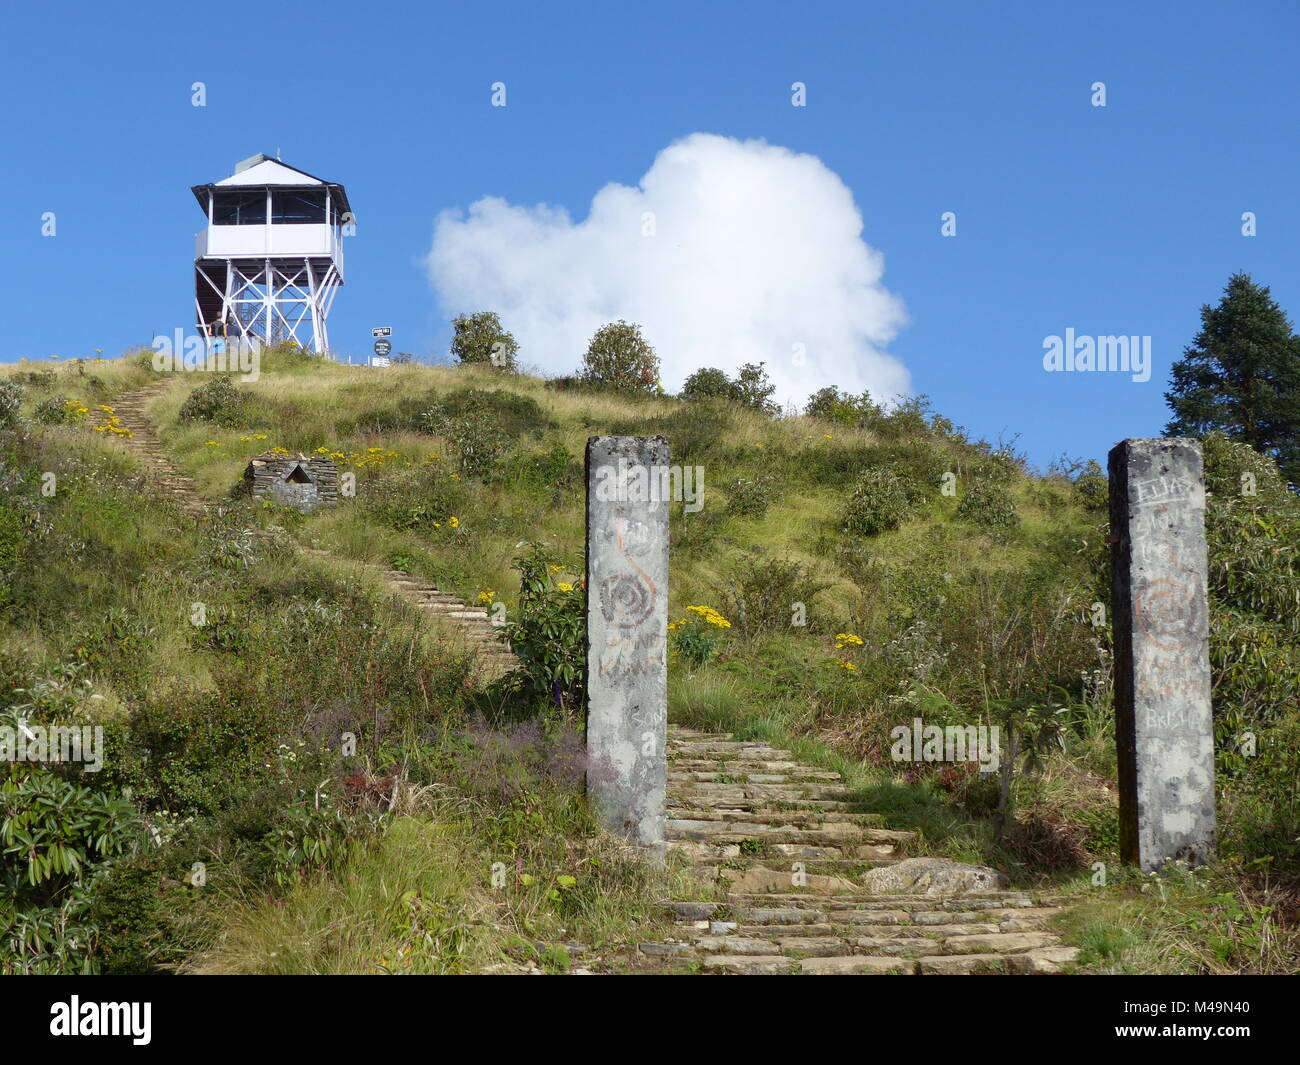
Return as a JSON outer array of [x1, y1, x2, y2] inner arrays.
[[112, 383, 519, 679], [634, 727, 1078, 974], [113, 385, 208, 519]]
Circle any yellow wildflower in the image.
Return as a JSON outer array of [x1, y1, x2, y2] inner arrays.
[[685, 605, 731, 629]]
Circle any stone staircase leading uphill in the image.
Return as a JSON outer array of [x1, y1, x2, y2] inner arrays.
[[635, 727, 1078, 974], [113, 385, 209, 518], [111, 383, 519, 680], [299, 548, 519, 679]]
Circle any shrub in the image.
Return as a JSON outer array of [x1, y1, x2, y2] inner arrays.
[[419, 401, 510, 479], [724, 475, 777, 518], [1073, 459, 1108, 510], [0, 767, 143, 974], [670, 605, 732, 667], [500, 543, 585, 710], [717, 553, 829, 635], [729, 362, 779, 414], [0, 380, 22, 432], [366, 468, 462, 534], [32, 395, 86, 425], [842, 469, 914, 536], [450, 311, 519, 370], [804, 386, 879, 428], [417, 388, 551, 440], [883, 444, 946, 504], [681, 367, 732, 401], [956, 479, 1018, 529], [580, 321, 659, 394], [0, 506, 26, 608], [178, 374, 247, 427]]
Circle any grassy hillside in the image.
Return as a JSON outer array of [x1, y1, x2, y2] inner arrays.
[[1, 348, 1297, 973]]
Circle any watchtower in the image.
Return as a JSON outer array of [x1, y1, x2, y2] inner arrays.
[[192, 154, 352, 353]]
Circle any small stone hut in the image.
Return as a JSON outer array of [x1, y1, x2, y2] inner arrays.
[[243, 452, 339, 512]]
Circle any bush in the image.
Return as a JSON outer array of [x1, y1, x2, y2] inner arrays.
[[717, 553, 829, 635], [724, 475, 777, 518], [32, 395, 84, 426], [804, 386, 879, 428], [1074, 459, 1108, 510], [450, 311, 519, 370], [500, 543, 585, 710], [956, 479, 1018, 529], [0, 506, 23, 607], [366, 467, 462, 534], [729, 363, 779, 414], [681, 367, 732, 401], [0, 767, 144, 974], [670, 605, 732, 667], [419, 400, 511, 479], [0, 380, 22, 432], [417, 388, 551, 440], [178, 375, 247, 427], [580, 321, 659, 394], [498, 442, 579, 494], [842, 469, 914, 536], [883, 444, 946, 504]]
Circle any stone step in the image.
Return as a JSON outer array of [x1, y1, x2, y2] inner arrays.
[[666, 840, 898, 861], [700, 954, 915, 975], [663, 808, 894, 829]]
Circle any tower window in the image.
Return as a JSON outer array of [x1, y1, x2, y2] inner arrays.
[[212, 190, 267, 225], [271, 190, 326, 224]]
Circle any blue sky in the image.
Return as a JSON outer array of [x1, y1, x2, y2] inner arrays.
[[2, 0, 1297, 469]]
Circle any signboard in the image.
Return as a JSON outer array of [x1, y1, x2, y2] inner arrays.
[[371, 327, 392, 338], [373, 339, 392, 357], [370, 356, 391, 368]]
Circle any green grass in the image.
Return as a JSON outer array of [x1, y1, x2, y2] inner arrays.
[[3, 349, 1298, 975]]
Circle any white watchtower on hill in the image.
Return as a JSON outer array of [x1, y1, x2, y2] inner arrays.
[[192, 154, 352, 353]]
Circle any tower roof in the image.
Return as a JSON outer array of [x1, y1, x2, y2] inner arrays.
[[192, 155, 352, 218]]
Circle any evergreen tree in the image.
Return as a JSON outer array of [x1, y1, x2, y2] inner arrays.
[[1165, 273, 1300, 484]]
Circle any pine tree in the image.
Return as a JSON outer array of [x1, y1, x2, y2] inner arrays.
[[1165, 273, 1300, 484]]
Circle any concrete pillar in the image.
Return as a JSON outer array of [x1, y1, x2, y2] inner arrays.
[[585, 436, 669, 850], [1108, 438, 1216, 871]]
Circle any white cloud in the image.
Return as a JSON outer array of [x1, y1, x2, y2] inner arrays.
[[426, 132, 909, 408]]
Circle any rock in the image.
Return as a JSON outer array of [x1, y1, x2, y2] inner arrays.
[[918, 953, 1009, 975], [702, 955, 795, 974], [1006, 946, 1080, 974], [943, 931, 1058, 955], [800, 955, 916, 975], [861, 857, 1009, 896]]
